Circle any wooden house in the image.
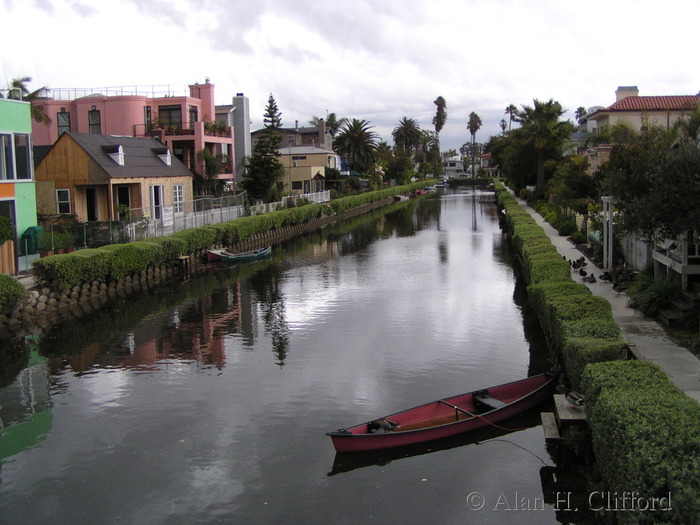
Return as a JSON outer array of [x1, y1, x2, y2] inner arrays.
[[34, 132, 194, 222]]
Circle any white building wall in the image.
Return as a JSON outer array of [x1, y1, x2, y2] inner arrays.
[[232, 93, 251, 188]]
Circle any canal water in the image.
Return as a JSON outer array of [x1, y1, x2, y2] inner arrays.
[[0, 189, 560, 524]]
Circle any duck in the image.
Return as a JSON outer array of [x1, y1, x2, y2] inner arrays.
[[367, 418, 400, 433], [557, 385, 585, 407]]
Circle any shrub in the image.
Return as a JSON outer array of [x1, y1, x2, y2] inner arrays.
[[524, 252, 572, 284], [169, 227, 217, 254], [580, 361, 700, 524], [0, 216, 14, 244], [562, 337, 627, 387], [570, 231, 587, 244], [555, 220, 577, 236], [626, 274, 682, 317], [0, 273, 25, 313], [580, 360, 672, 407], [33, 249, 112, 291], [528, 281, 593, 316], [496, 180, 626, 387]]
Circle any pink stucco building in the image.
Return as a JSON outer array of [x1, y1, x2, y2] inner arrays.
[[31, 79, 234, 192]]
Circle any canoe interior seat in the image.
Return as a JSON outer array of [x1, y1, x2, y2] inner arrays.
[[473, 389, 507, 411]]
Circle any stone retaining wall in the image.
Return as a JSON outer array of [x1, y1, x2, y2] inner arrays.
[[0, 198, 394, 336]]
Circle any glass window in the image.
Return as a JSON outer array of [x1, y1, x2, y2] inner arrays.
[[0, 134, 13, 180], [14, 134, 32, 180], [56, 189, 71, 214], [292, 181, 303, 190], [57, 111, 71, 136], [173, 184, 184, 213], [158, 105, 182, 129], [188, 105, 198, 129], [88, 109, 101, 134]]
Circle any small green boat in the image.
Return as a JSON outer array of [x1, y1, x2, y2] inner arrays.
[[208, 246, 272, 263]]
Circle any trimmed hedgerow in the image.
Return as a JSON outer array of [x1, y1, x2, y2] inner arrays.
[[562, 337, 627, 384], [32, 183, 434, 293], [33, 249, 113, 291], [580, 361, 700, 525], [169, 227, 218, 254], [523, 252, 572, 285], [494, 180, 626, 387], [0, 273, 25, 313], [527, 281, 592, 319]]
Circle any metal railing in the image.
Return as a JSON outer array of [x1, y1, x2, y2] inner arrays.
[[124, 193, 247, 241], [38, 190, 332, 250], [45, 85, 191, 100], [249, 191, 331, 215]]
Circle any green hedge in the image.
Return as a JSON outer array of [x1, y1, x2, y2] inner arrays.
[[580, 361, 700, 524], [32, 183, 433, 293], [495, 181, 626, 386], [0, 273, 25, 313]]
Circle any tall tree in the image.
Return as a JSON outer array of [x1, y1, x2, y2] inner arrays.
[[512, 99, 574, 198], [242, 94, 285, 202], [467, 112, 482, 176], [325, 113, 347, 137], [5, 76, 51, 123], [432, 96, 447, 144], [309, 112, 347, 136], [575, 106, 588, 131], [333, 119, 379, 173], [505, 104, 518, 130], [392, 117, 422, 157], [598, 123, 699, 241]]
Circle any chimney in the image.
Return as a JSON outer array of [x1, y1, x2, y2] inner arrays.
[[616, 86, 639, 102]]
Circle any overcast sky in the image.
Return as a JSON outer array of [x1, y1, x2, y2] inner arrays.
[[1, 0, 698, 151]]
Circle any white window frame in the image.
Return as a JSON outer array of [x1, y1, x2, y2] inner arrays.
[[149, 184, 164, 220], [56, 189, 71, 214], [173, 184, 184, 213], [0, 134, 13, 180]]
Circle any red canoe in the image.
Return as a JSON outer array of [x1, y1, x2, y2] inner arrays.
[[326, 372, 557, 453]]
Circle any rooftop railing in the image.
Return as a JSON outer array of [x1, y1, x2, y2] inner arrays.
[[40, 85, 192, 101]]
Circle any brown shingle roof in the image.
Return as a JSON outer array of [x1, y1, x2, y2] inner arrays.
[[607, 95, 699, 111]]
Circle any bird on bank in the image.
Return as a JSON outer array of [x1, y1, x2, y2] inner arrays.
[[557, 386, 585, 408], [571, 257, 588, 270]]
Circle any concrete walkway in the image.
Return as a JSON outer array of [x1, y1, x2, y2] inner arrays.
[[512, 194, 700, 402]]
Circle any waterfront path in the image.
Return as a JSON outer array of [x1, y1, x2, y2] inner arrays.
[[512, 193, 700, 402]]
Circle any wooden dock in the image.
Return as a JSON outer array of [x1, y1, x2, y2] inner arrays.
[[541, 395, 591, 463]]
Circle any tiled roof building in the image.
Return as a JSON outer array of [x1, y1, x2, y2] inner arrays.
[[586, 86, 699, 133]]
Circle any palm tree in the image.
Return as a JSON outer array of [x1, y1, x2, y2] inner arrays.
[[467, 112, 482, 176], [6, 76, 51, 123], [575, 106, 588, 131], [333, 119, 379, 173], [500, 119, 508, 133], [415, 130, 438, 164], [505, 104, 518, 130], [432, 96, 447, 145], [392, 117, 422, 158], [326, 113, 347, 137], [512, 99, 574, 198], [309, 112, 347, 136]]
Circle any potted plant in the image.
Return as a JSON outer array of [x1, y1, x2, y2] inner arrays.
[[55, 231, 75, 253]]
